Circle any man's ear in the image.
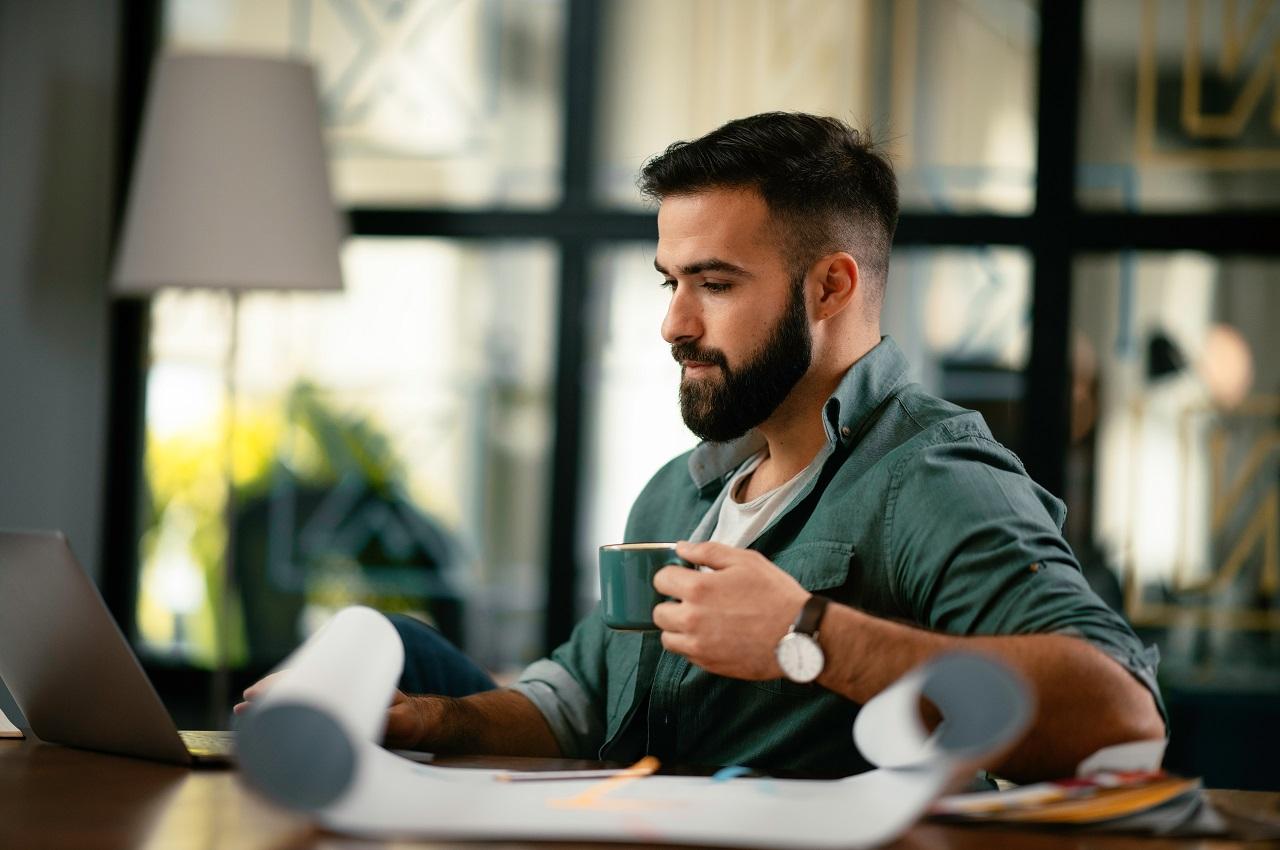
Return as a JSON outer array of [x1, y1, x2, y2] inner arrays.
[[813, 252, 859, 320]]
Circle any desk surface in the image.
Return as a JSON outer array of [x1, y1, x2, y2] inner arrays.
[[1, 739, 1276, 850]]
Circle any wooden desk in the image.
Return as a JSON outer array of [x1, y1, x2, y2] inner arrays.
[[1, 739, 1275, 849]]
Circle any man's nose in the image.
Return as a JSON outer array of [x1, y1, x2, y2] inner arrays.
[[661, 287, 701, 345]]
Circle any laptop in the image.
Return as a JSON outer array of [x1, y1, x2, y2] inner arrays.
[[0, 529, 234, 766]]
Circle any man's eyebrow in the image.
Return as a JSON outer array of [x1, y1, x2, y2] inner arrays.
[[652, 257, 754, 278]]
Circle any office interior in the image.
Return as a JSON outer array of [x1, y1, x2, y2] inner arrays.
[[1, 0, 1277, 792]]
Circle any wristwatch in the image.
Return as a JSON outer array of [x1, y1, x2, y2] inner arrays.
[[775, 595, 829, 683]]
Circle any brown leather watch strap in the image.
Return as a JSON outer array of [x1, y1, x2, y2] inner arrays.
[[793, 594, 830, 636]]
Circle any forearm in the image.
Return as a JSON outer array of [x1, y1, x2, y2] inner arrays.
[[395, 688, 563, 757], [816, 604, 1166, 783]]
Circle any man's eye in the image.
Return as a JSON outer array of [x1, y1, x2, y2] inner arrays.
[[702, 281, 731, 293], [660, 279, 677, 291]]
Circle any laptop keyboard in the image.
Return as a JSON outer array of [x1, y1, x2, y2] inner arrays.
[[178, 729, 235, 757]]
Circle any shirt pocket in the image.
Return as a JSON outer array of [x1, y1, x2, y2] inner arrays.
[[771, 540, 856, 592], [753, 540, 855, 698]]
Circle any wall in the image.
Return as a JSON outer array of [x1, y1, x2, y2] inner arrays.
[[0, 0, 118, 575], [0, 0, 121, 728]]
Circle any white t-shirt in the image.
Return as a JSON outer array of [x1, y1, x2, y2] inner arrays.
[[709, 449, 825, 548]]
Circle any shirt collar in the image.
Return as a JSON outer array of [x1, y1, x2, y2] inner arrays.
[[686, 335, 911, 492]]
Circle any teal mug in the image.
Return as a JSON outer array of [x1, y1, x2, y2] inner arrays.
[[598, 543, 693, 630]]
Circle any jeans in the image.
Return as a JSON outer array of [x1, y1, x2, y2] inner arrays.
[[387, 613, 497, 697]]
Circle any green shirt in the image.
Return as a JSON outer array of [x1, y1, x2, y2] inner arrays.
[[514, 336, 1164, 775]]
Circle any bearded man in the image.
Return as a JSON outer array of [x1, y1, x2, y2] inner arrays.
[[242, 112, 1166, 784]]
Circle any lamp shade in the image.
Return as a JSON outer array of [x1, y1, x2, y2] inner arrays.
[[112, 53, 344, 294]]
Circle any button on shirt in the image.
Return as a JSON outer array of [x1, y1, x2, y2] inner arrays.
[[513, 336, 1165, 776]]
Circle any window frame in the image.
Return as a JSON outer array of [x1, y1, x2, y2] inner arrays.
[[102, 0, 1280, 674]]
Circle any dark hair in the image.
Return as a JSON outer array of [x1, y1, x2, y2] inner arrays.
[[638, 112, 898, 304]]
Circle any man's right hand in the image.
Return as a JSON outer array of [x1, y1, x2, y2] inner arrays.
[[233, 671, 427, 749], [232, 670, 286, 716], [384, 689, 431, 749], [234, 673, 562, 757]]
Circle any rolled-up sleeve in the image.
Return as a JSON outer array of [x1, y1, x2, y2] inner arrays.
[[510, 608, 609, 758], [887, 431, 1168, 726]]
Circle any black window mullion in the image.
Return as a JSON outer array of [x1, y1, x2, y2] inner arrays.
[[559, 0, 601, 212], [543, 0, 606, 652], [102, 0, 162, 635], [346, 207, 1280, 254], [347, 208, 655, 241], [893, 214, 1034, 246], [546, 236, 590, 651], [1023, 0, 1085, 497], [1072, 212, 1280, 252]]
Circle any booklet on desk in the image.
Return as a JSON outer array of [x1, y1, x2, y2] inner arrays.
[[928, 738, 1280, 841], [926, 737, 1219, 834], [931, 770, 1201, 825]]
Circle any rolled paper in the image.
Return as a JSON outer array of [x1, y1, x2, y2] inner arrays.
[[853, 651, 1033, 771], [236, 606, 403, 810]]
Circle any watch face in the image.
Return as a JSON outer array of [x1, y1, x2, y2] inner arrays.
[[775, 633, 824, 683]]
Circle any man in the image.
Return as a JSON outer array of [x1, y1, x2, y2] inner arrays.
[[242, 112, 1166, 783]]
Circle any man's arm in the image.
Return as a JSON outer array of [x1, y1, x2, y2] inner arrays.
[[652, 541, 1165, 784], [237, 677, 563, 757], [385, 688, 563, 756], [814, 605, 1165, 782]]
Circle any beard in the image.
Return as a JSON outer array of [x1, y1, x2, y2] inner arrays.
[[673, 280, 813, 443]]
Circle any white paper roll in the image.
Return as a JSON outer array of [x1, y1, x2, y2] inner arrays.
[[853, 651, 1033, 770], [236, 606, 403, 810]]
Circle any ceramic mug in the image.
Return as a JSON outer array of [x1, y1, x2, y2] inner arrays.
[[598, 542, 693, 630]]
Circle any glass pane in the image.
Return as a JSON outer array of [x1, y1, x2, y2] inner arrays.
[[597, 0, 1036, 213], [1080, 0, 1280, 209], [883, 247, 1032, 449], [1070, 253, 1280, 633], [163, 0, 565, 208], [138, 239, 556, 676], [579, 243, 697, 608]]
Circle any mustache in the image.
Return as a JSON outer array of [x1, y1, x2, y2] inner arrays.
[[671, 342, 729, 370]]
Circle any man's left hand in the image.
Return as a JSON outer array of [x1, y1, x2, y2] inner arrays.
[[652, 540, 809, 680]]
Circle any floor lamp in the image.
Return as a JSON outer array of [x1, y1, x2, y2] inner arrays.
[[112, 53, 345, 725]]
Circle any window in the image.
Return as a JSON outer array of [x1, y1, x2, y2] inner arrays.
[[108, 1, 1280, 786], [164, 0, 566, 207], [597, 0, 1037, 213], [139, 240, 556, 674], [1079, 0, 1280, 210], [1070, 252, 1279, 635]]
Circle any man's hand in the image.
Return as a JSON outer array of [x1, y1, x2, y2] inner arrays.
[[233, 673, 562, 756], [233, 671, 424, 748], [651, 540, 809, 680], [232, 670, 286, 715], [384, 689, 429, 748]]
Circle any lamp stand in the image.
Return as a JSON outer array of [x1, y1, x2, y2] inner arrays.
[[212, 290, 241, 728]]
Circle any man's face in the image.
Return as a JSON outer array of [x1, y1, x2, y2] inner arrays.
[[655, 188, 813, 443]]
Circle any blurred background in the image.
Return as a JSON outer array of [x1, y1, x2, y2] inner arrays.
[[0, 0, 1277, 789]]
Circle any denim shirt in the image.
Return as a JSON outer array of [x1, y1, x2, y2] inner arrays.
[[514, 336, 1164, 775]]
